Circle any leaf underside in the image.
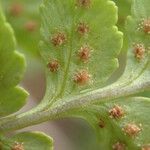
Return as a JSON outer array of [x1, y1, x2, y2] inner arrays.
[[70, 0, 150, 149], [68, 97, 150, 150], [39, 0, 150, 149], [0, 0, 149, 149], [40, 0, 123, 104]]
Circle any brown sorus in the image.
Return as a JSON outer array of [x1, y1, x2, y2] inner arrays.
[[112, 142, 125, 150], [78, 45, 91, 62], [11, 142, 24, 150], [141, 145, 150, 150], [9, 3, 23, 17], [77, 22, 89, 35], [51, 32, 66, 46], [133, 43, 145, 60], [138, 18, 150, 34], [98, 119, 105, 128], [73, 69, 90, 85], [47, 60, 59, 72], [123, 123, 141, 137], [24, 21, 37, 32], [77, 0, 91, 8], [109, 105, 124, 119]]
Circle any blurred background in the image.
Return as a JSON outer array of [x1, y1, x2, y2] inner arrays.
[[1, 0, 149, 149]]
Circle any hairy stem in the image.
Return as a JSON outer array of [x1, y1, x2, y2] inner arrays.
[[0, 78, 149, 133]]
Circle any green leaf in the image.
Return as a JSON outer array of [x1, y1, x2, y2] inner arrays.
[[0, 87, 27, 117], [68, 0, 150, 149], [1, 0, 41, 57], [40, 0, 123, 103], [115, 0, 150, 87], [113, 0, 131, 30], [70, 97, 150, 150], [0, 1, 149, 150], [113, 0, 131, 52], [0, 132, 53, 150], [0, 5, 28, 117]]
